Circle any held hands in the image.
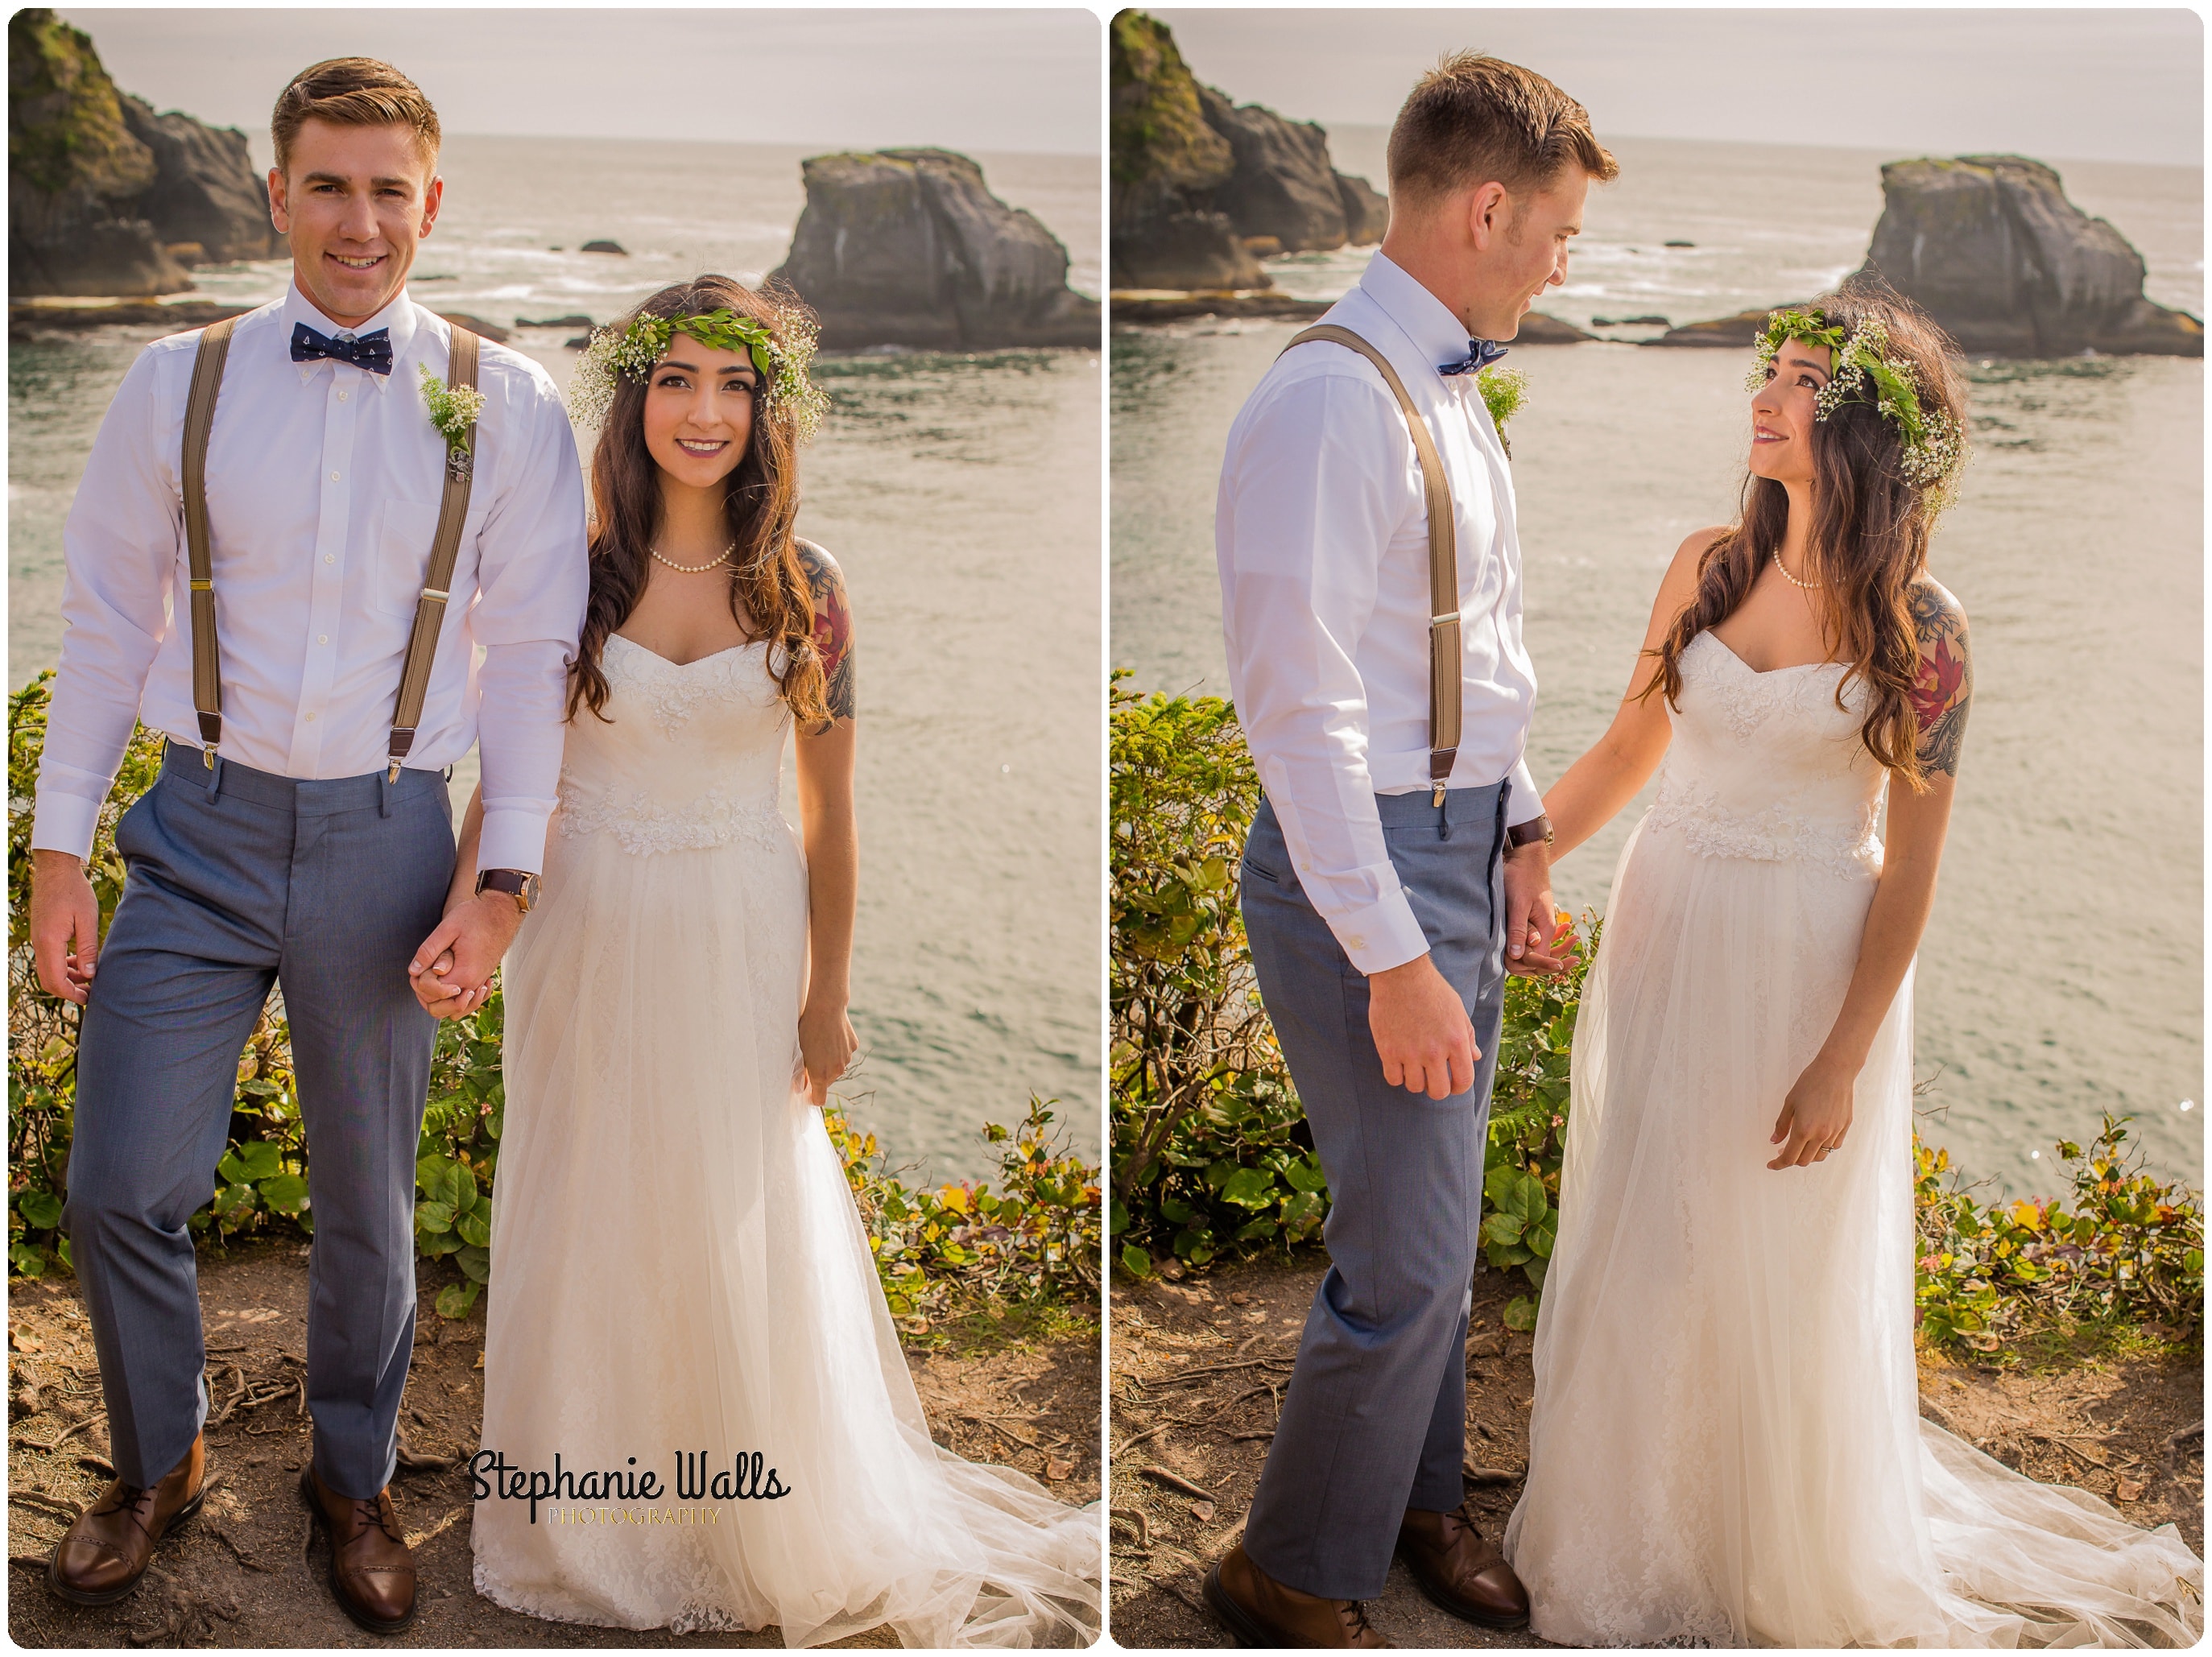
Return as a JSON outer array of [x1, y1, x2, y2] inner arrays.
[[1502, 843, 1571, 978], [407, 891, 526, 1020], [796, 994, 858, 1108], [1368, 952, 1479, 1099], [1769, 1052, 1858, 1171], [29, 850, 100, 1006]]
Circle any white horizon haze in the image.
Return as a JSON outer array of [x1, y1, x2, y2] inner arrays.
[[56, 7, 1103, 159], [1151, 8, 2203, 171]]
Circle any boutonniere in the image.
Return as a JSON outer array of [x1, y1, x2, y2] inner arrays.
[[1477, 366, 1528, 460], [420, 362, 486, 479]]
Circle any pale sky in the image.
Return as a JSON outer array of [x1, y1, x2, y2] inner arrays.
[[58, 7, 1102, 156], [1156, 8, 2203, 169]]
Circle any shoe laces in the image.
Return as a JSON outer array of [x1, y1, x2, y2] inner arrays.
[[353, 1493, 405, 1546], [93, 1481, 158, 1535], [1340, 1599, 1379, 1643]]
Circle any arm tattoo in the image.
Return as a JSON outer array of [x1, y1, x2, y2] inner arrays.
[[795, 539, 855, 725], [1907, 581, 1970, 778]]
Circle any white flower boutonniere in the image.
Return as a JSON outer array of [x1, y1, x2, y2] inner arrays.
[[420, 362, 486, 477]]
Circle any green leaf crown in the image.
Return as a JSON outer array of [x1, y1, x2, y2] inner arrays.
[[1747, 307, 1964, 493], [569, 303, 827, 443]]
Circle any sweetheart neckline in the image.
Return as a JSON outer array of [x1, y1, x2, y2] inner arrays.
[[606, 632, 768, 671], [1697, 630, 1847, 679]]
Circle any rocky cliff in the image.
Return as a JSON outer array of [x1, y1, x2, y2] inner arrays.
[[1856, 155, 2198, 356], [771, 148, 1099, 350], [1111, 10, 1387, 291], [10, 10, 275, 298]]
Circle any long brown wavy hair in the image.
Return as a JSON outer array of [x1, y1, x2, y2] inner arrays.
[[567, 275, 829, 725], [1639, 279, 1969, 790]]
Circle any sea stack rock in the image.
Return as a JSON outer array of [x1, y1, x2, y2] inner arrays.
[[1858, 155, 2200, 357], [10, 10, 275, 297], [771, 147, 1099, 350], [1110, 10, 1264, 291], [1111, 10, 1387, 290]]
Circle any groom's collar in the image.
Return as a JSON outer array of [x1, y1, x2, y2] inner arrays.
[[1357, 252, 1481, 382]]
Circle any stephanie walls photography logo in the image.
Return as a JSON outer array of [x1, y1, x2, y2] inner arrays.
[[471, 1450, 793, 1525]]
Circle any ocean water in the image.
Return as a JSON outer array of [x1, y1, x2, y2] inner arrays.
[[10, 134, 1102, 1183], [1112, 136, 2202, 1194]]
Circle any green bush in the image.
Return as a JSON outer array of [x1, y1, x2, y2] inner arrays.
[[1108, 671, 2202, 1353], [9, 671, 1100, 1324]]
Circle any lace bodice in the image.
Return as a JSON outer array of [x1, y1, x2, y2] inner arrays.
[[1643, 630, 1886, 878], [555, 634, 792, 857]]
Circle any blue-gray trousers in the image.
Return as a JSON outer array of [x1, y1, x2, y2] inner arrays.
[[65, 742, 453, 1498], [1237, 782, 1509, 1600]]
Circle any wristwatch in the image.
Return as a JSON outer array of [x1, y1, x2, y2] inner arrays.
[[1506, 815, 1555, 851], [475, 868, 541, 915]]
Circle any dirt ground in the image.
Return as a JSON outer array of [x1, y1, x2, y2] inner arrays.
[[6, 1241, 1101, 1649], [1109, 1254, 2204, 1650]]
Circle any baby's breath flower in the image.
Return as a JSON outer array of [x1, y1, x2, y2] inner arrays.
[[1747, 307, 1966, 505], [419, 362, 486, 452], [566, 303, 827, 444]]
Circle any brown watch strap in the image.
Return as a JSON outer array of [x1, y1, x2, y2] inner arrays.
[[474, 868, 536, 911], [1507, 815, 1554, 849]]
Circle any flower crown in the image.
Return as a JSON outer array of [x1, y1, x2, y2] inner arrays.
[[569, 304, 828, 442], [1747, 308, 1963, 492]]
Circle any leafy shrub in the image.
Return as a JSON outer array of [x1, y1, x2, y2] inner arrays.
[[9, 672, 1101, 1325], [1915, 1114, 2202, 1352]]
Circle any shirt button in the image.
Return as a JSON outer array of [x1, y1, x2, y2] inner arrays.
[[324, 554, 335, 564], [305, 712, 316, 722], [337, 390, 349, 402], [329, 471, 340, 482], [318, 634, 329, 645]]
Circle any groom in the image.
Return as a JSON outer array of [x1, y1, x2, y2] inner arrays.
[[27, 58, 585, 1631], [1205, 54, 1615, 1647]]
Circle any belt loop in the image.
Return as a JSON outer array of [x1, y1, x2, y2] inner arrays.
[[378, 770, 395, 819], [206, 752, 224, 803]]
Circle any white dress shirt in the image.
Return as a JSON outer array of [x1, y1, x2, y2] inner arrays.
[[1216, 251, 1541, 976], [32, 282, 589, 875]]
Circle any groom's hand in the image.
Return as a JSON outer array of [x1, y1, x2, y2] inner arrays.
[[408, 893, 524, 1007], [1503, 843, 1568, 978], [1368, 953, 1479, 1099], [30, 849, 101, 1006]]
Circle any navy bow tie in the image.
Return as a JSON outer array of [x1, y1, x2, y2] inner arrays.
[[291, 322, 394, 374], [1438, 338, 1509, 377]]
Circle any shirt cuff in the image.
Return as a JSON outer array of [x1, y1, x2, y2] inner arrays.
[[30, 791, 104, 862], [1504, 756, 1544, 828], [1325, 882, 1433, 977], [477, 804, 553, 878]]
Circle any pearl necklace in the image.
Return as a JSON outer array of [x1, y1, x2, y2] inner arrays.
[[650, 542, 737, 575], [1770, 548, 1823, 590]]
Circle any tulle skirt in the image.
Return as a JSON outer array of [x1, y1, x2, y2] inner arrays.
[[1504, 816, 2202, 1647], [471, 817, 1101, 1647]]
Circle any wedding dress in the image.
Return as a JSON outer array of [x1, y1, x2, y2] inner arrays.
[[1504, 629, 2202, 1648], [471, 631, 1100, 1647]]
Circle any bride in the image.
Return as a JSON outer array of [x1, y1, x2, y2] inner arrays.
[[1503, 285, 2201, 1647], [416, 276, 1099, 1646]]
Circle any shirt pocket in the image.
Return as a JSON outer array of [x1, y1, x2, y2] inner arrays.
[[373, 498, 442, 619]]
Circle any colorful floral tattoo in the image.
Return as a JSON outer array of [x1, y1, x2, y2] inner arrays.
[[796, 540, 854, 726], [1908, 580, 1971, 777]]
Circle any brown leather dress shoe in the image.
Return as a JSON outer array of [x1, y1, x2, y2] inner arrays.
[[47, 1435, 206, 1605], [301, 1465, 417, 1634], [1395, 1502, 1530, 1629], [1202, 1542, 1392, 1648]]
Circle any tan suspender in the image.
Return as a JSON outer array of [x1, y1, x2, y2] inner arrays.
[[181, 315, 239, 762], [388, 325, 478, 779], [1278, 324, 1461, 804], [180, 318, 480, 780]]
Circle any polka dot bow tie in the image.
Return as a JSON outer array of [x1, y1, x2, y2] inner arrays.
[[291, 322, 394, 375], [1438, 339, 1510, 376]]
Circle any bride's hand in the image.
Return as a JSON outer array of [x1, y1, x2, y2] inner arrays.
[[798, 997, 858, 1108], [1768, 1055, 1857, 1170]]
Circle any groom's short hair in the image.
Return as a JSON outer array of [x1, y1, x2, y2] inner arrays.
[[1387, 53, 1617, 209], [271, 58, 441, 176]]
